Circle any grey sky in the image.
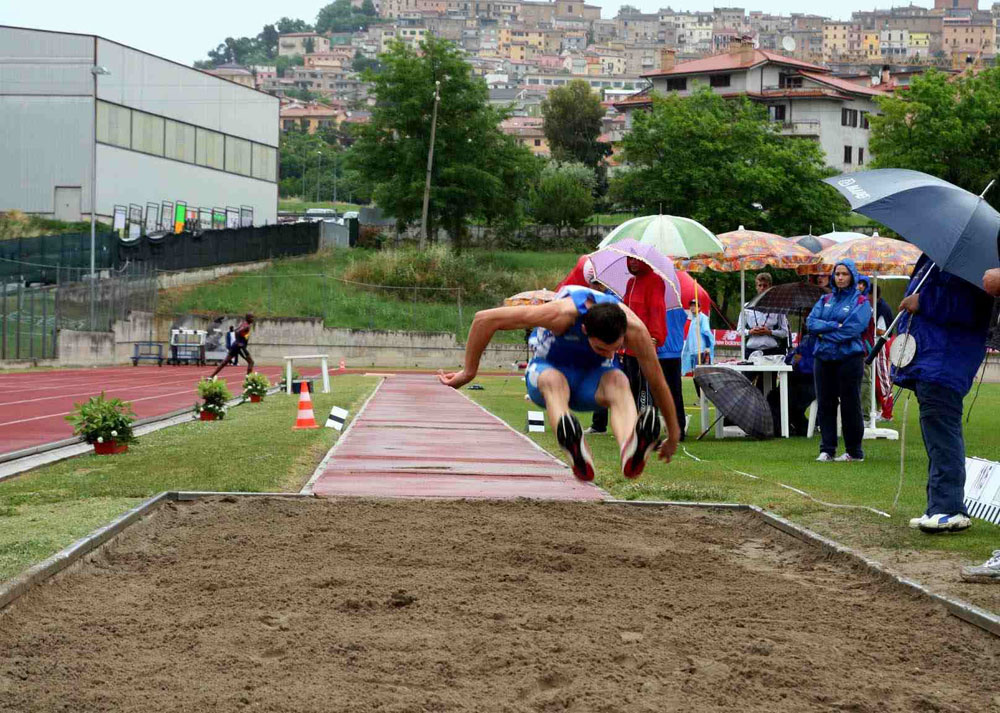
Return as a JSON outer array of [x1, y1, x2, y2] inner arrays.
[[3, 1, 934, 66]]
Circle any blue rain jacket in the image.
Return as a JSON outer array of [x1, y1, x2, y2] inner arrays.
[[806, 258, 872, 361], [893, 255, 994, 396], [656, 308, 687, 360]]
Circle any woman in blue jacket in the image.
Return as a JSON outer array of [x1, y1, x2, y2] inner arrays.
[[806, 259, 872, 462]]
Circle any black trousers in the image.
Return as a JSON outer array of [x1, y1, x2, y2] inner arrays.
[[659, 357, 685, 440], [591, 355, 648, 432], [814, 354, 865, 457], [767, 370, 815, 436]]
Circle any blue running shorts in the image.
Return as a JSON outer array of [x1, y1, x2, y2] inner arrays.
[[524, 358, 620, 412]]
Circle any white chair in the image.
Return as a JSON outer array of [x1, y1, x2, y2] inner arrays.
[[806, 401, 841, 438]]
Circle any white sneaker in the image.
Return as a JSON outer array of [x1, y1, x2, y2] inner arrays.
[[960, 550, 1000, 582], [816, 452, 834, 462], [583, 427, 607, 435], [910, 513, 972, 534], [834, 453, 864, 462]]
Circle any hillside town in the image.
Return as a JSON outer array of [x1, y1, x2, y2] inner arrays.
[[202, 0, 1000, 170]]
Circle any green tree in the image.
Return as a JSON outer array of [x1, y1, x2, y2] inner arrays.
[[349, 37, 537, 251], [361, 0, 378, 16], [316, 0, 381, 33], [304, 36, 316, 54], [530, 162, 595, 230], [352, 50, 382, 74], [870, 67, 1000, 207], [541, 79, 611, 169], [610, 88, 847, 237], [276, 17, 313, 33]]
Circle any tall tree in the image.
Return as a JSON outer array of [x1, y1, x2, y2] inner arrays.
[[610, 88, 847, 237], [870, 67, 1000, 208], [541, 79, 610, 169], [349, 37, 537, 251], [316, 0, 381, 33], [530, 162, 595, 230], [276, 17, 313, 33]]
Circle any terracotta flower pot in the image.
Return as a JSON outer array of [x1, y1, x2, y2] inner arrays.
[[94, 440, 128, 455], [249, 394, 262, 403], [199, 410, 219, 421]]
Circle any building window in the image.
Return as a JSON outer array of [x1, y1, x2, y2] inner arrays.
[[860, 111, 870, 129], [165, 120, 196, 163], [858, 147, 865, 165], [131, 111, 164, 157], [841, 108, 858, 127], [534, 139, 541, 146], [844, 145, 853, 164], [96, 101, 131, 149], [196, 127, 225, 170], [225, 136, 252, 177], [252, 143, 277, 182], [709, 73, 731, 87], [666, 77, 687, 91], [768, 105, 787, 122], [778, 73, 802, 89]]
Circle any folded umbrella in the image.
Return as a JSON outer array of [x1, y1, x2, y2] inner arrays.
[[693, 367, 774, 440], [823, 169, 1000, 288]]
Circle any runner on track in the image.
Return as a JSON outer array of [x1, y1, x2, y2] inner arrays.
[[210, 313, 255, 378], [439, 287, 681, 481]]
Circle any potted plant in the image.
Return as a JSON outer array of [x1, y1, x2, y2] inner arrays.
[[243, 372, 270, 402], [65, 393, 137, 455], [195, 378, 232, 421]]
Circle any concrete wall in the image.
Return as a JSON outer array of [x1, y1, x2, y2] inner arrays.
[[58, 330, 115, 366], [104, 312, 525, 369], [155, 260, 271, 290]]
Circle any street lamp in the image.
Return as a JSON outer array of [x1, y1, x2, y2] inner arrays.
[[333, 151, 338, 206], [90, 65, 110, 330], [419, 79, 441, 249]]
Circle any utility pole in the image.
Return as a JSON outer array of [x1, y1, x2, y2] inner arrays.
[[419, 80, 441, 250], [316, 150, 322, 202], [333, 151, 338, 206]]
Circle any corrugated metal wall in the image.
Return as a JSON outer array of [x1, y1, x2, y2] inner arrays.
[[0, 28, 94, 215]]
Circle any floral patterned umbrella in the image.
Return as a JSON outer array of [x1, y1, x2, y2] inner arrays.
[[504, 289, 557, 307], [684, 227, 820, 273], [797, 234, 924, 276]]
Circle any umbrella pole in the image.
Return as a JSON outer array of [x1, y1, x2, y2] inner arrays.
[[740, 268, 746, 359], [696, 412, 725, 441], [870, 276, 878, 430]]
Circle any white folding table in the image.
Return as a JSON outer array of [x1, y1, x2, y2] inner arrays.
[[697, 362, 792, 438]]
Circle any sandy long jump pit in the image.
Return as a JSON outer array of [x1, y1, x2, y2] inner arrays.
[[1, 498, 998, 712]]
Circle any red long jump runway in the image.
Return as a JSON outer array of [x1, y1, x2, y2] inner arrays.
[[0, 365, 287, 456], [312, 374, 607, 501]]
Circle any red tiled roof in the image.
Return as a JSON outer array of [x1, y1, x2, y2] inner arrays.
[[642, 48, 827, 78], [799, 71, 889, 97], [280, 105, 342, 118]]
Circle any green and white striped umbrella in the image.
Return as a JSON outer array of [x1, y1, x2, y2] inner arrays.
[[598, 215, 724, 259]]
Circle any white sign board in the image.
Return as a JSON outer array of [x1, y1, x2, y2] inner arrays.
[[326, 406, 349, 431], [527, 410, 545, 433], [964, 457, 1000, 525]]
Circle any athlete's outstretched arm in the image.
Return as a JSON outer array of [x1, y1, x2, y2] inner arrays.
[[622, 306, 681, 462], [438, 301, 573, 389]]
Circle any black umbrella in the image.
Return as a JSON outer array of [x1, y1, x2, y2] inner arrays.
[[693, 367, 774, 440], [791, 234, 832, 254], [745, 282, 826, 315]]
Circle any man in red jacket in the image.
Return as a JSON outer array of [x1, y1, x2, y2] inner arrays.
[[589, 257, 666, 433]]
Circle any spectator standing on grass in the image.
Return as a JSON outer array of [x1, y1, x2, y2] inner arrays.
[[657, 307, 689, 440], [682, 299, 715, 399], [738, 273, 790, 356], [896, 256, 994, 533], [807, 260, 871, 463], [767, 326, 817, 437]]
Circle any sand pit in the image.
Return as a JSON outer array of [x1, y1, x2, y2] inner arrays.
[[1, 497, 998, 712]]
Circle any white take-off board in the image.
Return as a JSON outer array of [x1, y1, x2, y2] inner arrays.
[[964, 457, 1000, 525]]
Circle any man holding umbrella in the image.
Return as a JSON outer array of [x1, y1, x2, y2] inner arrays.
[[823, 169, 1000, 534]]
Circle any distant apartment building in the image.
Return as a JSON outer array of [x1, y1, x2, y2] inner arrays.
[[616, 41, 886, 172], [280, 103, 344, 133], [863, 31, 881, 60], [615, 11, 660, 44], [250, 65, 277, 90], [522, 71, 646, 93], [714, 6, 748, 30], [880, 29, 910, 60], [278, 33, 330, 57], [499, 116, 549, 156], [942, 14, 995, 57], [205, 63, 255, 88]]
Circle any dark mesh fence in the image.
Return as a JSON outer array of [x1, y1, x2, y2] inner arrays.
[[0, 223, 319, 285]]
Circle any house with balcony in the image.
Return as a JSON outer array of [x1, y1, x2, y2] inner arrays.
[[613, 41, 889, 172]]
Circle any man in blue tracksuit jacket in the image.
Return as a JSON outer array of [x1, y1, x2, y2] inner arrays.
[[806, 258, 872, 462], [894, 254, 994, 534]]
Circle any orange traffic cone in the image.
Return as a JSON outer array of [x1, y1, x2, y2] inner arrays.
[[293, 381, 319, 430], [339, 358, 346, 372]]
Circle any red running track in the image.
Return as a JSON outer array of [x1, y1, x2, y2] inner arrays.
[[0, 364, 296, 456]]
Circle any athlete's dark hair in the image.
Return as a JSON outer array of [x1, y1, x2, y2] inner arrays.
[[582, 303, 627, 344]]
